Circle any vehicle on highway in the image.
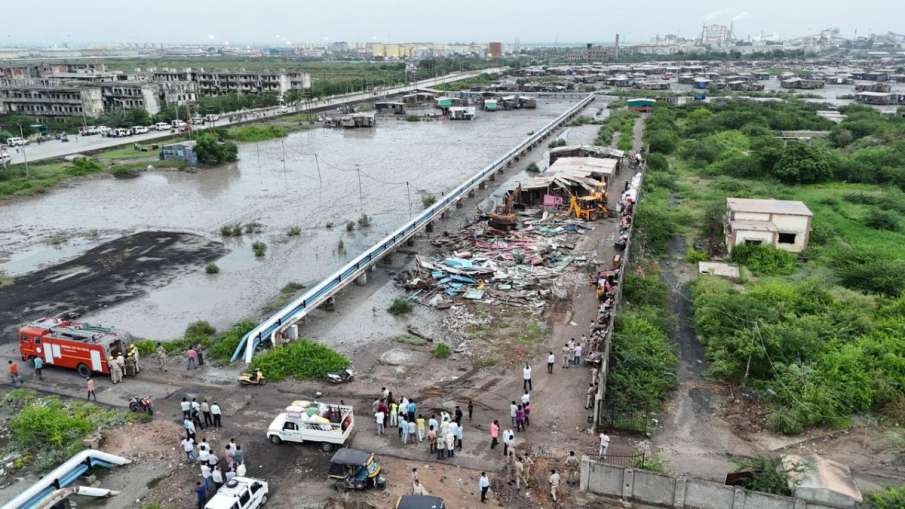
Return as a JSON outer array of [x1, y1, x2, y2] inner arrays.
[[109, 128, 132, 138], [97, 126, 112, 135], [131, 126, 149, 135], [191, 115, 204, 125], [79, 126, 100, 136], [267, 401, 354, 451], [204, 114, 220, 122], [6, 136, 27, 147], [154, 122, 171, 131], [19, 316, 132, 378], [204, 477, 269, 509], [171, 119, 187, 129], [328, 448, 386, 492]]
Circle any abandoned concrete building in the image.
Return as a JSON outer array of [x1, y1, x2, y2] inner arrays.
[[724, 198, 813, 253]]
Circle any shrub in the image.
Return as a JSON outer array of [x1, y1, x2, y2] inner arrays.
[[622, 273, 669, 309], [224, 125, 287, 142], [834, 250, 905, 297], [607, 311, 678, 413], [249, 339, 349, 381], [645, 153, 669, 172], [422, 194, 437, 208], [346, 221, 355, 232], [730, 456, 794, 496], [867, 485, 905, 509], [252, 241, 267, 257], [133, 339, 158, 357], [865, 210, 900, 231], [205, 263, 220, 274], [548, 139, 567, 149], [633, 202, 682, 256], [194, 133, 238, 165], [770, 142, 833, 184], [220, 223, 243, 237], [357, 213, 371, 227], [185, 320, 216, 340], [526, 162, 540, 173], [685, 248, 709, 264], [287, 226, 301, 236], [388, 298, 413, 315], [208, 321, 256, 362], [730, 244, 796, 276], [109, 165, 140, 179], [433, 343, 451, 359], [337, 239, 345, 252]]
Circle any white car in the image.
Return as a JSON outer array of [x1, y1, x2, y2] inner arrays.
[[0, 152, 10, 165], [155, 122, 171, 131], [171, 120, 187, 128], [204, 477, 269, 509], [131, 126, 149, 135], [5, 137, 27, 147]]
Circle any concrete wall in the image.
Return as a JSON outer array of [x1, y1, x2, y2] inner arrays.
[[580, 457, 849, 509]]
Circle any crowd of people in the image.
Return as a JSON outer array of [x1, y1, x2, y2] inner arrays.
[[177, 396, 236, 509]]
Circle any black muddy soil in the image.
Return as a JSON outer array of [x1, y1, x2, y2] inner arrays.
[[0, 231, 226, 339]]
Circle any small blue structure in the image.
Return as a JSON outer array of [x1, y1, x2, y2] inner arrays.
[[160, 141, 198, 167]]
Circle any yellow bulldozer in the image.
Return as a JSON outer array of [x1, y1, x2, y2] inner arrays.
[[567, 184, 608, 221]]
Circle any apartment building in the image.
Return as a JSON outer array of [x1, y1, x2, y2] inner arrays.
[[150, 68, 310, 97]]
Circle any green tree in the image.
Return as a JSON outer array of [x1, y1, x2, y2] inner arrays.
[[193, 133, 238, 165], [771, 142, 833, 184]]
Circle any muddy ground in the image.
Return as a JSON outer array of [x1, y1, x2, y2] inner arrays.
[[0, 231, 226, 339]]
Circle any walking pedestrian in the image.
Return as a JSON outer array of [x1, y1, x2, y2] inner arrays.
[[207, 451, 219, 469], [561, 343, 570, 368], [514, 456, 526, 490], [181, 397, 191, 419], [400, 415, 409, 444], [490, 420, 500, 449], [456, 421, 464, 450], [198, 442, 210, 465], [408, 419, 417, 446], [201, 463, 213, 493], [416, 414, 425, 442], [523, 401, 531, 428], [389, 399, 398, 428], [201, 400, 213, 427], [445, 431, 455, 458], [565, 451, 580, 485], [549, 469, 561, 503], [510, 401, 518, 428], [585, 384, 596, 409], [407, 399, 416, 423], [8, 360, 23, 385], [598, 432, 610, 458], [195, 481, 207, 509], [211, 402, 222, 427], [515, 405, 525, 432], [522, 363, 532, 391], [184, 418, 196, 441], [479, 472, 490, 503], [196, 344, 205, 367], [33, 356, 43, 380], [375, 408, 385, 435], [467, 399, 474, 422], [186, 347, 197, 370], [212, 465, 223, 492], [156, 342, 167, 372], [192, 399, 205, 430], [454, 406, 463, 425], [521, 390, 530, 406], [86, 377, 97, 401], [182, 437, 196, 462], [234, 445, 244, 466], [427, 425, 437, 453], [547, 351, 555, 374], [574, 343, 583, 367]]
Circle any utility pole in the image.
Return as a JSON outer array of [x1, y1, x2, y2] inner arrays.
[[314, 152, 322, 186], [281, 139, 287, 172], [355, 164, 363, 208], [18, 124, 29, 177], [406, 181, 412, 218]]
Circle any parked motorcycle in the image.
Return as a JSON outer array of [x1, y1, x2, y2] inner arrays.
[[239, 368, 266, 385], [129, 396, 153, 415], [326, 369, 355, 384]]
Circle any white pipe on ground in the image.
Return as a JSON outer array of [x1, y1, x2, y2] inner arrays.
[[1, 449, 131, 509]]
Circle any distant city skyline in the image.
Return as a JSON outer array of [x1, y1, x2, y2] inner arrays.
[[2, 0, 902, 47]]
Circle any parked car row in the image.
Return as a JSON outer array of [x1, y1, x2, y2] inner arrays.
[[79, 120, 191, 138]]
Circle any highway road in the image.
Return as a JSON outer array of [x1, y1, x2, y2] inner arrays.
[[2, 68, 503, 166]]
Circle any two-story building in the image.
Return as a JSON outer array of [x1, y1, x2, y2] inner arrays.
[[724, 198, 813, 253]]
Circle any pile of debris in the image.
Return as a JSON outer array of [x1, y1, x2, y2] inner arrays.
[[395, 215, 593, 310]]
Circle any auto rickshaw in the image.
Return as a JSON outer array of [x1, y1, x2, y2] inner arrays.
[[395, 495, 446, 509], [328, 448, 386, 492]]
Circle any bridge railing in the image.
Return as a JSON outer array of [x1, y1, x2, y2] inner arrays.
[[233, 93, 595, 363]]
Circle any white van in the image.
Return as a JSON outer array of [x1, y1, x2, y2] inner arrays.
[[267, 401, 354, 451], [5, 137, 27, 147], [204, 477, 269, 509], [131, 126, 149, 135], [171, 119, 187, 128], [155, 122, 171, 131]]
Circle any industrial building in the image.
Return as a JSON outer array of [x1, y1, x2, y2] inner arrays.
[[488, 42, 503, 59], [724, 198, 813, 253]]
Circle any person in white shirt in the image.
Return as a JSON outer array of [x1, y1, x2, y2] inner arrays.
[[599, 432, 610, 458], [547, 351, 555, 374], [212, 465, 223, 491], [375, 410, 385, 435], [561, 343, 570, 368], [574, 344, 583, 367], [181, 438, 195, 462], [198, 443, 210, 464], [521, 391, 530, 405], [210, 402, 222, 427], [479, 472, 490, 503], [549, 469, 561, 502], [180, 398, 191, 419], [522, 364, 532, 391], [509, 401, 518, 427], [503, 428, 514, 457]]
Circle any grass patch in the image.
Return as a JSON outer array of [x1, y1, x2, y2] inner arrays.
[[518, 321, 544, 344], [433, 343, 451, 359], [205, 263, 220, 274], [220, 223, 243, 237], [357, 213, 371, 227], [252, 241, 267, 257], [287, 226, 301, 237], [421, 194, 437, 208], [526, 162, 540, 173], [224, 124, 288, 142], [394, 334, 428, 346], [0, 270, 13, 287], [261, 282, 307, 314], [250, 339, 349, 381], [388, 298, 413, 316]]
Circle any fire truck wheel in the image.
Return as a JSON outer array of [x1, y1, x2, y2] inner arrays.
[[76, 364, 91, 378]]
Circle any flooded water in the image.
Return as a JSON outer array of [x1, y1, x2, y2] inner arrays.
[[0, 99, 580, 338]]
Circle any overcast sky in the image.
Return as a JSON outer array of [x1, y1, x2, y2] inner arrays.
[[3, 0, 902, 46]]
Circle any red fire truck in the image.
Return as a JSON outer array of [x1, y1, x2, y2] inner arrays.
[[18, 317, 131, 378]]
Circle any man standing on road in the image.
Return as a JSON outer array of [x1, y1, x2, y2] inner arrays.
[[547, 351, 555, 374], [479, 472, 490, 503], [194, 481, 207, 509], [574, 343, 583, 367], [8, 360, 23, 385], [585, 384, 596, 410], [211, 402, 222, 427], [561, 343, 570, 369], [33, 356, 43, 380], [212, 465, 223, 492], [503, 428, 514, 457], [156, 342, 167, 372], [375, 408, 385, 435], [201, 400, 213, 427], [510, 401, 518, 428], [549, 469, 561, 503], [182, 437, 196, 462], [489, 419, 500, 449], [598, 432, 610, 459], [86, 377, 96, 401], [522, 363, 532, 391], [564, 451, 580, 485]]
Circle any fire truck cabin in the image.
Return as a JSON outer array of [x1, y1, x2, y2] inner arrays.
[[19, 318, 130, 377]]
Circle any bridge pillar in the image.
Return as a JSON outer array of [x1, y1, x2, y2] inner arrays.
[[440, 210, 448, 219], [468, 189, 475, 198], [356, 272, 368, 286], [455, 200, 463, 208], [426, 222, 434, 232], [506, 161, 512, 167], [478, 181, 485, 190], [381, 252, 393, 264], [324, 297, 336, 310]]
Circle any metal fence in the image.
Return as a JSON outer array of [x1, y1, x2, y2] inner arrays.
[[599, 407, 651, 435], [597, 451, 647, 468]]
